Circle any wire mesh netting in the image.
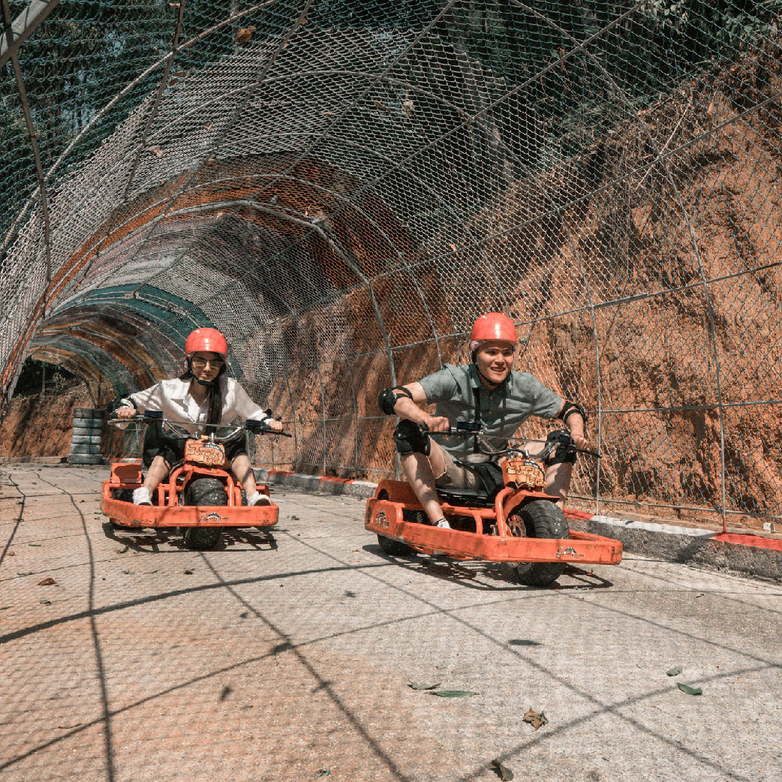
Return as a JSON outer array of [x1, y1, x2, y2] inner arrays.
[[2, 0, 782, 525]]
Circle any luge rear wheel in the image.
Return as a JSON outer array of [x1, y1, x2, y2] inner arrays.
[[374, 488, 415, 556]]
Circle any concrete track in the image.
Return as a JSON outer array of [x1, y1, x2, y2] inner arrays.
[[1, 465, 780, 782]]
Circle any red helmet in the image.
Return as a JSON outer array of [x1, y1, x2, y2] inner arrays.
[[470, 313, 516, 344], [185, 328, 228, 359]]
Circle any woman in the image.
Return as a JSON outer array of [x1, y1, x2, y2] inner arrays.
[[115, 328, 284, 505]]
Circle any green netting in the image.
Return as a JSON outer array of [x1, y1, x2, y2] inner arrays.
[[2, 0, 782, 523]]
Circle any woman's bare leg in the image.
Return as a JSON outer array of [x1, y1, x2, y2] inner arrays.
[[143, 455, 171, 496], [231, 453, 257, 497]]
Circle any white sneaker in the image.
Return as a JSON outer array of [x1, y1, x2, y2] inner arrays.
[[133, 487, 153, 506], [247, 491, 271, 507], [434, 518, 451, 529]]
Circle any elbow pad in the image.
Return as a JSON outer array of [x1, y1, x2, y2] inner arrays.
[[378, 386, 413, 416], [559, 400, 588, 424]]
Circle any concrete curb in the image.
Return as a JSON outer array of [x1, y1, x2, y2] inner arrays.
[[255, 468, 782, 583], [0, 456, 68, 464], [256, 469, 377, 499]]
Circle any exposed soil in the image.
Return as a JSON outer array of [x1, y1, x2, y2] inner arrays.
[[0, 378, 124, 458]]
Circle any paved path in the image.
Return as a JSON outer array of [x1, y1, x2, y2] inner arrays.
[[1, 465, 780, 782]]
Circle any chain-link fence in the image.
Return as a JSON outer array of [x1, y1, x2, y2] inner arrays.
[[2, 1, 781, 526]]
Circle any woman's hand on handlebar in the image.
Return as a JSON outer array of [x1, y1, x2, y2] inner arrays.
[[115, 406, 137, 420], [265, 418, 285, 433], [422, 415, 450, 433]]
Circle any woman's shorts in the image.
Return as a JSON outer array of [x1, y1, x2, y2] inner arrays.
[[141, 422, 247, 468]]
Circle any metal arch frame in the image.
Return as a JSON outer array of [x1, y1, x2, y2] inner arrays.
[[0, 0, 59, 69], [5, 22, 521, 364], [108, 0, 314, 298], [0, 0, 291, 261], [0, 0, 598, 424], [34, 307, 177, 382], [0, 0, 777, 517], [1, 0, 52, 286], [42, 198, 394, 475], [30, 326, 159, 391], [106, 200, 391, 475], [146, 168, 445, 365]]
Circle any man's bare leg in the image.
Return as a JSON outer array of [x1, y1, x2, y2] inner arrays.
[[399, 442, 448, 525], [545, 461, 573, 507]]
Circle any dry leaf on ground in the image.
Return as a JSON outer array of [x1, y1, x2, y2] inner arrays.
[[523, 707, 548, 729]]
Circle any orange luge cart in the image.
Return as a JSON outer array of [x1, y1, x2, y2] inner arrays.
[[102, 412, 286, 550], [365, 428, 623, 586]]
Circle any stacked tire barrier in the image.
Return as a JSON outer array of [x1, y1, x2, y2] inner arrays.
[[68, 408, 105, 465]]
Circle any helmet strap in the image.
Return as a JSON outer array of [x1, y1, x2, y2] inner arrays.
[[475, 364, 502, 390]]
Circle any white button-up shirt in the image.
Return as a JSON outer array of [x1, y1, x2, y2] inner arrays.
[[120, 376, 268, 437]]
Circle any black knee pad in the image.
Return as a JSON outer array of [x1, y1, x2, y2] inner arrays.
[[394, 419, 431, 456], [545, 430, 578, 466]]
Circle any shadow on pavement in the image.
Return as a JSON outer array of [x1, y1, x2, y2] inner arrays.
[[362, 544, 614, 590], [101, 521, 279, 552]]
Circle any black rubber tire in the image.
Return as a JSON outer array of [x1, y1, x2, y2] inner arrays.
[[70, 443, 102, 455], [182, 477, 226, 550], [373, 488, 415, 556], [510, 500, 569, 587], [67, 454, 103, 465], [110, 488, 135, 503], [70, 433, 103, 444], [72, 424, 104, 435], [377, 534, 415, 556], [73, 408, 106, 424]]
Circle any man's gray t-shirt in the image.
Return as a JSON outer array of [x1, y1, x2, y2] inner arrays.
[[418, 363, 563, 458]]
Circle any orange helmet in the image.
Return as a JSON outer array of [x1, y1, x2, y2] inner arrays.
[[470, 313, 516, 345], [185, 328, 228, 359]]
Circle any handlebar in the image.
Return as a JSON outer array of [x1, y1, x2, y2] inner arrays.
[[427, 423, 600, 460], [107, 411, 292, 440]]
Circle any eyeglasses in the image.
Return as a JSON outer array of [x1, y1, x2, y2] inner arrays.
[[191, 357, 225, 369]]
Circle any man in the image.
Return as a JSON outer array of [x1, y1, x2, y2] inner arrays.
[[378, 313, 589, 528]]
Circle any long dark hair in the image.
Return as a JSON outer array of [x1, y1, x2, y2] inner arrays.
[[180, 366, 224, 426]]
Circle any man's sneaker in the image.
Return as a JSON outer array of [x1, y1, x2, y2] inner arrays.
[[247, 491, 271, 507], [133, 487, 153, 506]]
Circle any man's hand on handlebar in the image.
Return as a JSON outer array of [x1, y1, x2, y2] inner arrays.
[[116, 406, 137, 420], [422, 415, 450, 433], [571, 434, 590, 451]]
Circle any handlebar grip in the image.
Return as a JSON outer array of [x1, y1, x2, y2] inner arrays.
[[246, 419, 292, 437], [107, 415, 145, 424]]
